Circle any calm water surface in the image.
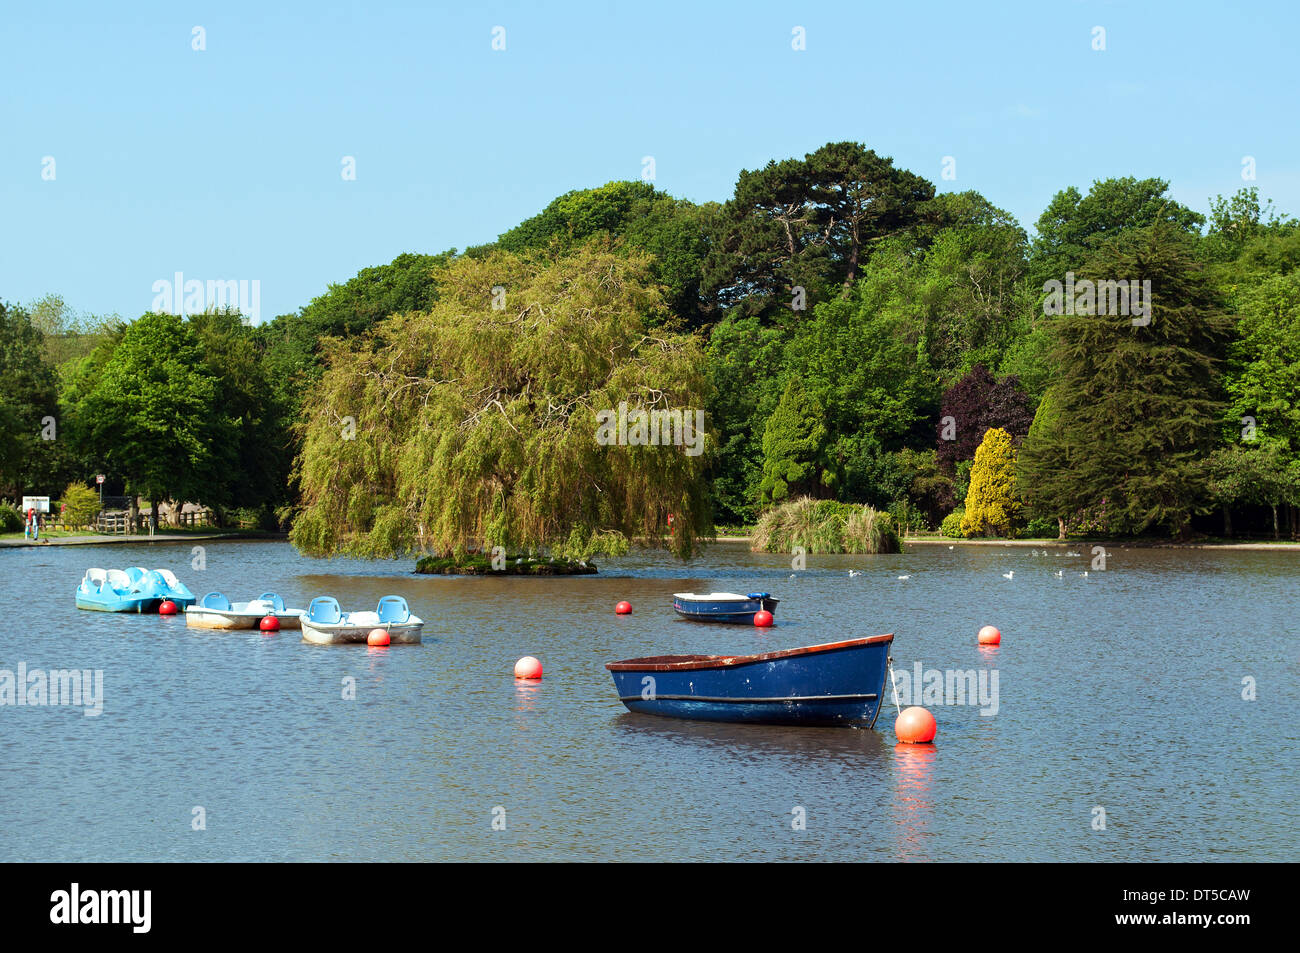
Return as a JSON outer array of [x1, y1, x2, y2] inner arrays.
[[1, 540, 1296, 861]]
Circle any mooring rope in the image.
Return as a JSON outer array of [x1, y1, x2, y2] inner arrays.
[[887, 657, 902, 717]]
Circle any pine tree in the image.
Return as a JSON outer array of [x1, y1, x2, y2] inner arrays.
[[1016, 388, 1070, 538], [758, 379, 828, 506], [1019, 221, 1232, 536]]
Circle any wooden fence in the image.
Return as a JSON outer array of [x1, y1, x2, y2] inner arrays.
[[91, 508, 215, 534]]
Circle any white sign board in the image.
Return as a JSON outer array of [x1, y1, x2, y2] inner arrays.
[[21, 496, 50, 513]]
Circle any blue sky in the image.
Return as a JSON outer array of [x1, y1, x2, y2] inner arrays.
[[3, 1, 1297, 322]]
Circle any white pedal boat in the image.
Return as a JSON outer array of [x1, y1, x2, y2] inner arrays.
[[184, 591, 306, 630], [300, 595, 423, 645]]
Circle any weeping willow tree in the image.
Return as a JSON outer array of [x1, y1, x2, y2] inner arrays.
[[290, 243, 712, 559]]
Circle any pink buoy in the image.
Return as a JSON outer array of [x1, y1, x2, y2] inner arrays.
[[615, 601, 632, 615], [894, 706, 937, 744], [514, 656, 543, 680], [367, 628, 390, 647], [978, 625, 1001, 645]]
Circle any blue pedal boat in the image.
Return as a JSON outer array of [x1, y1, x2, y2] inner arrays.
[[606, 634, 894, 727], [76, 568, 154, 612], [136, 568, 196, 609], [75, 567, 197, 612], [672, 591, 779, 624]]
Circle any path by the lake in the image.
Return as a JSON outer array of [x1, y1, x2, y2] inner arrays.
[[0, 532, 281, 549]]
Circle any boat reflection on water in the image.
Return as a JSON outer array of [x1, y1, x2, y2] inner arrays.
[[611, 711, 892, 769]]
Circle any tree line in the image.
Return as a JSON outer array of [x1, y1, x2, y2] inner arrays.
[[3, 141, 1297, 550]]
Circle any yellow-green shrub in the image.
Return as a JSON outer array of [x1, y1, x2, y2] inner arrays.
[[960, 428, 1019, 537]]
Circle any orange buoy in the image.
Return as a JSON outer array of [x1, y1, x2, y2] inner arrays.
[[753, 610, 774, 627], [259, 615, 280, 632], [514, 655, 543, 679], [367, 628, 390, 647], [978, 624, 1001, 645], [615, 601, 632, 615], [158, 600, 177, 616], [894, 706, 937, 744]]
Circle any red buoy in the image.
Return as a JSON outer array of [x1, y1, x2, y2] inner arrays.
[[367, 628, 390, 647], [259, 615, 280, 633], [615, 601, 632, 615], [753, 610, 774, 627], [158, 600, 178, 616], [978, 625, 1001, 645], [894, 706, 937, 744], [514, 656, 543, 679]]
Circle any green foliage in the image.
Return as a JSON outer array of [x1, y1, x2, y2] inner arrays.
[[64, 312, 230, 510], [704, 312, 787, 524], [487, 181, 713, 328], [1224, 270, 1300, 451], [26, 294, 121, 367], [189, 310, 295, 509], [952, 458, 973, 502], [291, 244, 711, 559], [1020, 223, 1233, 536], [785, 269, 936, 458], [891, 448, 954, 527], [1022, 515, 1059, 539], [703, 142, 934, 320], [59, 482, 101, 527], [961, 428, 1019, 537], [0, 301, 62, 498], [414, 552, 597, 575], [1030, 177, 1205, 285], [758, 379, 828, 505], [1201, 187, 1294, 264], [1205, 440, 1298, 510], [1017, 388, 1067, 522], [0, 503, 22, 532], [844, 504, 902, 553], [751, 496, 900, 554], [18, 144, 1300, 548], [940, 509, 965, 538], [261, 251, 452, 402]]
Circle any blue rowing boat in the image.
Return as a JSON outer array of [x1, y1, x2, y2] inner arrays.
[[606, 634, 894, 727], [672, 591, 779, 624]]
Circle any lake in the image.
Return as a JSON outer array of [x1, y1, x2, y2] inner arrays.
[[1, 539, 1295, 861]]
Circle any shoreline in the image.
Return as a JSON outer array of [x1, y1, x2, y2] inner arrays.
[[7, 531, 1295, 553], [0, 531, 286, 549], [711, 535, 1300, 551]]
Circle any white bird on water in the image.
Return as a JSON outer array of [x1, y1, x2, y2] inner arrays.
[[948, 545, 954, 550], [1002, 571, 1014, 580], [848, 569, 863, 578], [897, 574, 911, 580], [1054, 569, 1063, 578], [1080, 571, 1089, 578]]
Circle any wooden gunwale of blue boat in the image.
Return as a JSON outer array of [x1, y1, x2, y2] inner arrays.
[[606, 634, 894, 728]]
